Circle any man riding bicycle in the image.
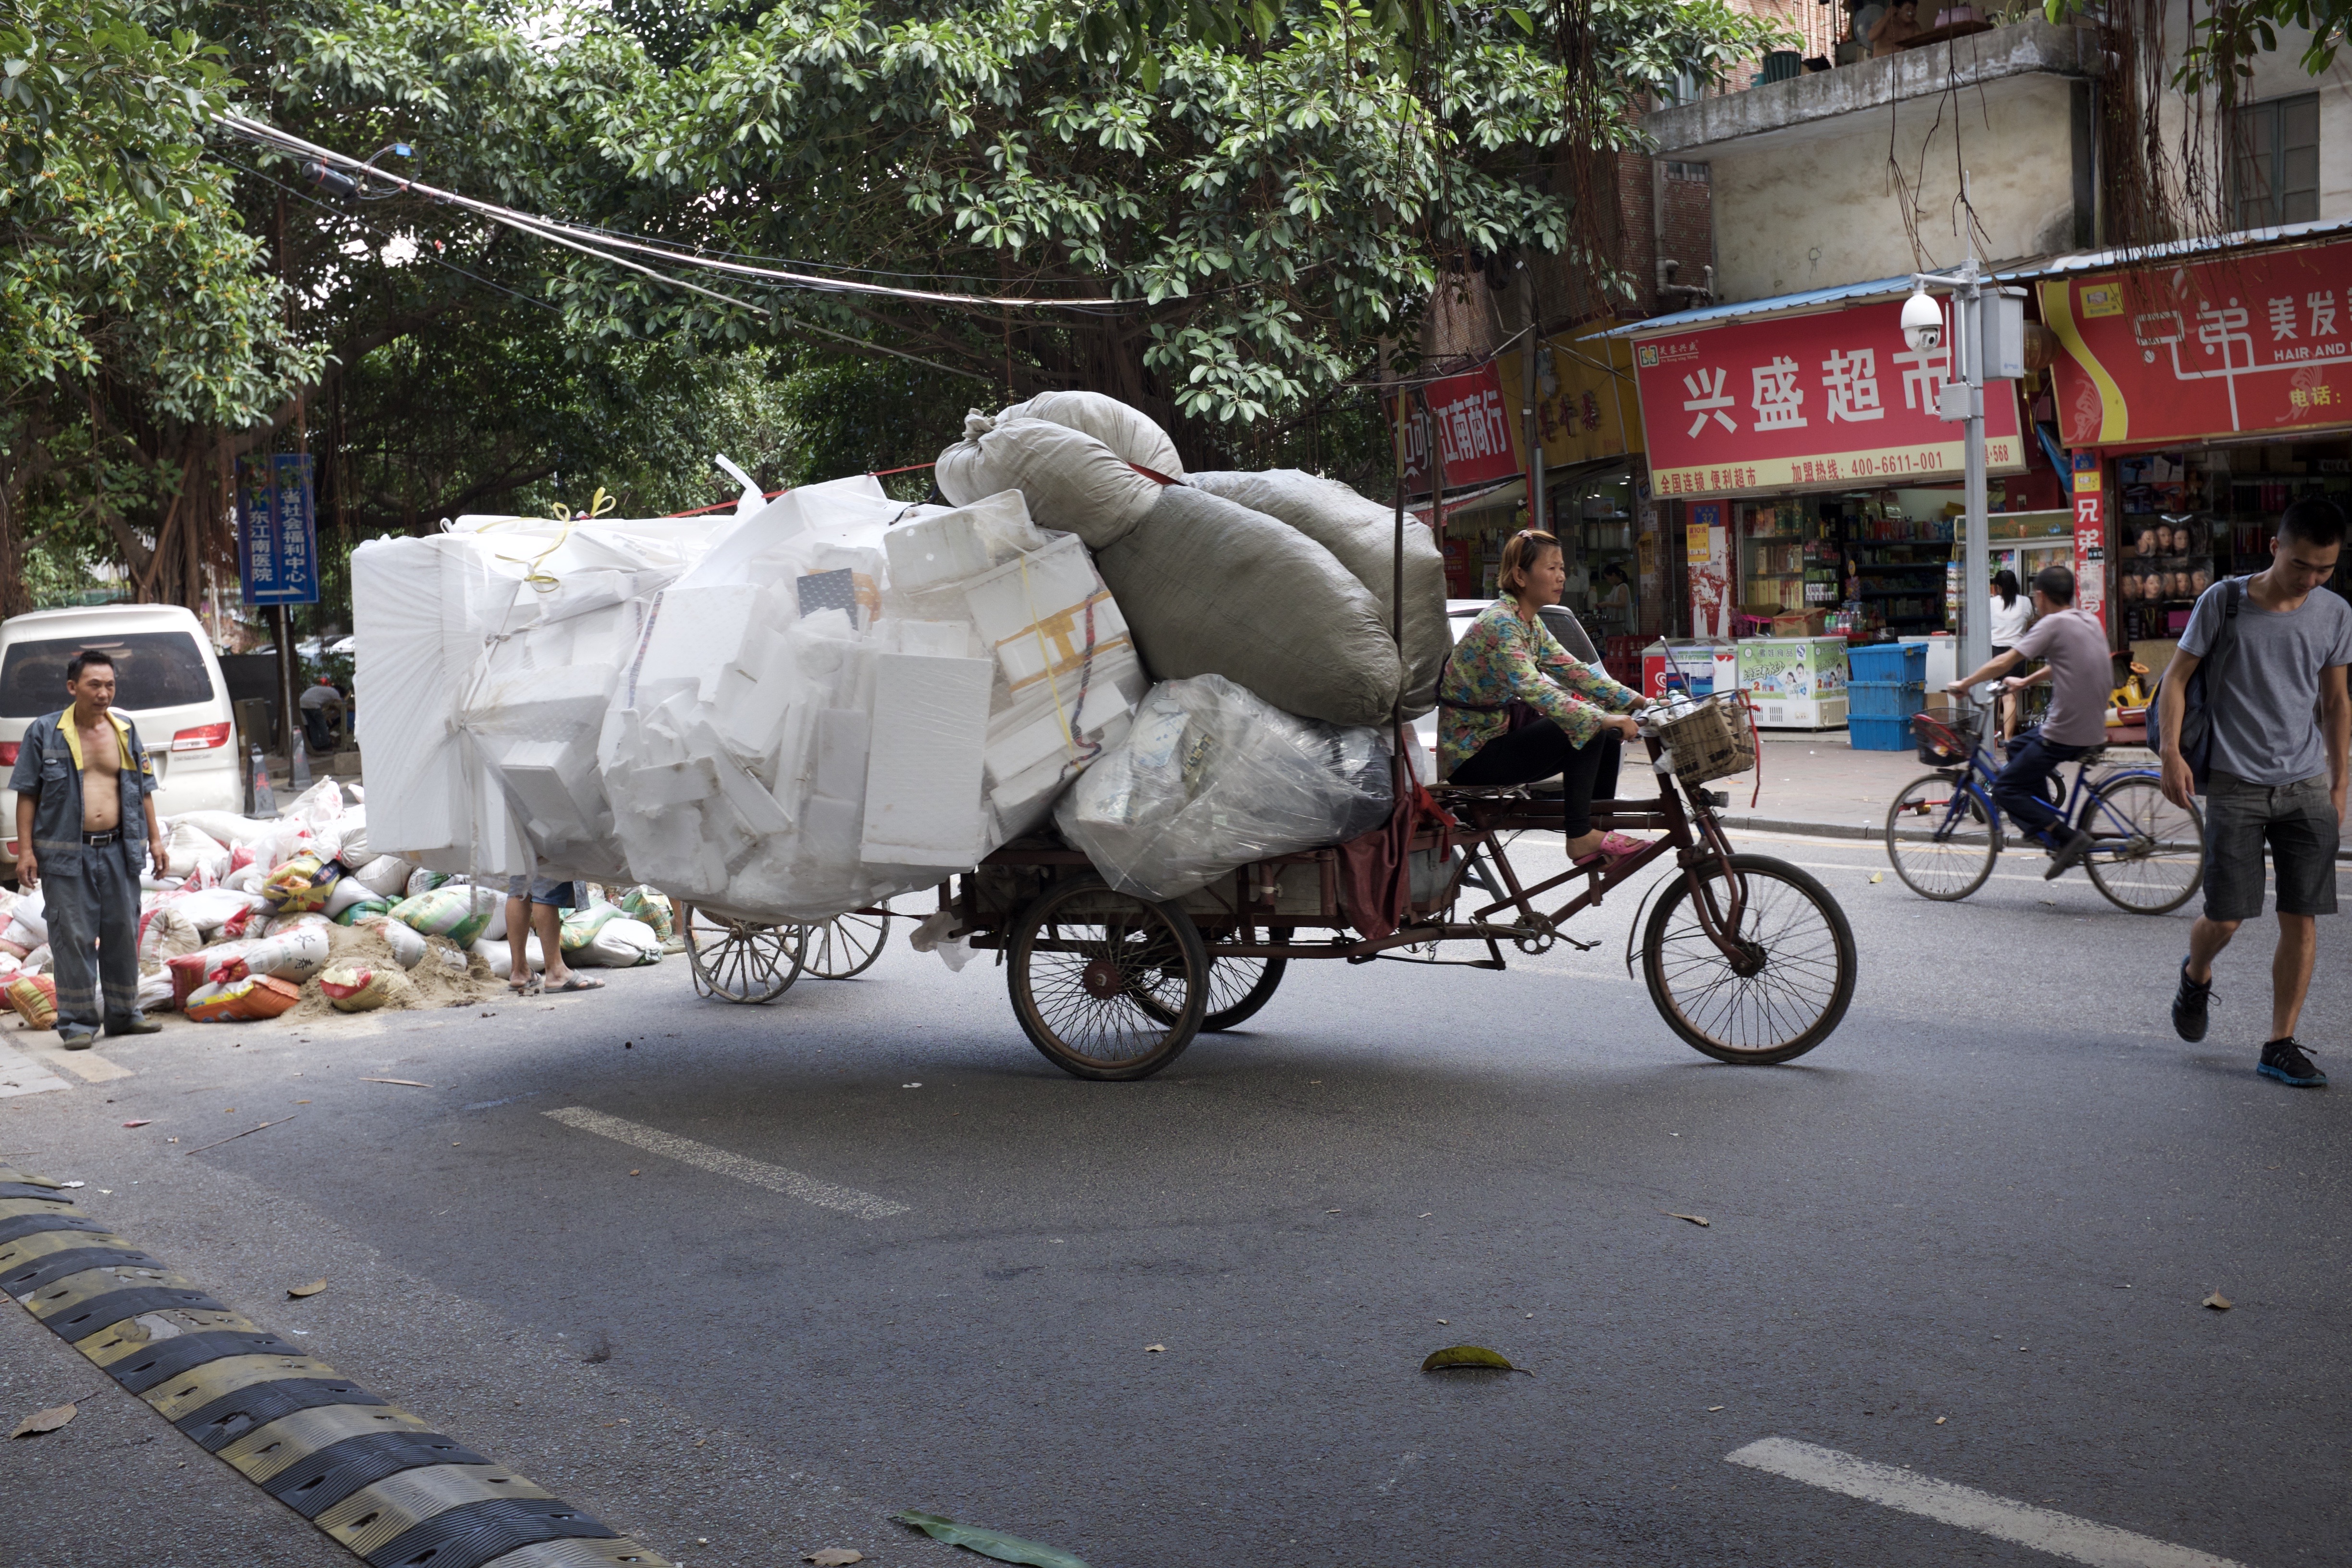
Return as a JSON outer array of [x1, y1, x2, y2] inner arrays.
[[1945, 564, 2113, 879]]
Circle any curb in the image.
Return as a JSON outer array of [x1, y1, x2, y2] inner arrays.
[[1720, 812, 2352, 861]]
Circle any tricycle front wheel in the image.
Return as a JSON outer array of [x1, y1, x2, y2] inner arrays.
[[1007, 876, 1208, 1080], [1641, 853, 1855, 1065]]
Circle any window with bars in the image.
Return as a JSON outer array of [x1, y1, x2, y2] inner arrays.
[[2228, 93, 2320, 230]]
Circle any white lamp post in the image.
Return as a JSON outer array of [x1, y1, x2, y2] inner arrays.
[[1902, 246, 2024, 685]]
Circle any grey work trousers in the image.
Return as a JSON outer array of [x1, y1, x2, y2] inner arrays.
[[43, 840, 144, 1035]]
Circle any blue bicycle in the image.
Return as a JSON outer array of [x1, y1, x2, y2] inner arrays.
[[1883, 697, 2204, 914]]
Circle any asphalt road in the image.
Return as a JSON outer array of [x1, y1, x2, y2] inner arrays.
[[3, 828, 2347, 1568]]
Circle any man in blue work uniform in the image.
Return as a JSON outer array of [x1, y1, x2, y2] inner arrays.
[[10, 649, 169, 1048]]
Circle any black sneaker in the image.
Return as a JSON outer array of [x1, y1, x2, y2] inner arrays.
[[2258, 1037, 2327, 1088], [2170, 957, 2213, 1042], [2044, 828, 2095, 879]]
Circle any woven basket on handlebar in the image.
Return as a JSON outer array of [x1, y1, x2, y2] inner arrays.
[[1654, 695, 1755, 787]]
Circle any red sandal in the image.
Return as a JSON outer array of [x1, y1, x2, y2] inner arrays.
[[1572, 831, 1652, 870]]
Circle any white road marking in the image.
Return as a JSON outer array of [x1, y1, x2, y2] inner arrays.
[[1726, 1437, 2249, 1568], [543, 1106, 908, 1219]]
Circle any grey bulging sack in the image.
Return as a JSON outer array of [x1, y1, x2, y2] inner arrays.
[[1093, 485, 1403, 727], [1186, 469, 1449, 717], [934, 414, 1160, 547], [1000, 390, 1185, 479]]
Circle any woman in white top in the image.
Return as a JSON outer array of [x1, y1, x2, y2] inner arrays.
[[1987, 570, 2034, 746]]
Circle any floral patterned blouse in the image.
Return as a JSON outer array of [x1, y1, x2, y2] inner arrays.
[[1436, 600, 1642, 778]]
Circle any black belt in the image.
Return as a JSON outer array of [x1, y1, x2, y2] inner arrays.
[[81, 829, 121, 846]]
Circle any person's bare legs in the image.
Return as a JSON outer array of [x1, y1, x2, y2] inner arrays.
[[534, 902, 576, 988], [2184, 914, 2238, 984], [504, 896, 533, 991], [2269, 912, 2317, 1041]]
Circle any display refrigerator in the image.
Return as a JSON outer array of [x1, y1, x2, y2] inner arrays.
[[1734, 636, 1850, 730]]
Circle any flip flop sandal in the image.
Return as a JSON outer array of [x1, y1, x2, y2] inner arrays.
[[1573, 831, 1652, 870], [546, 975, 605, 993]]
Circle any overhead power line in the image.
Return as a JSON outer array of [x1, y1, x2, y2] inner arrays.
[[214, 113, 1137, 314]]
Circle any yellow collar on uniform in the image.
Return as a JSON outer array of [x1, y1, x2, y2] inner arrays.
[[61, 709, 135, 772]]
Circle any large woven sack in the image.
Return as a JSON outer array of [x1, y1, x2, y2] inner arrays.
[[934, 415, 1160, 547], [6, 975, 56, 1029], [353, 854, 414, 898], [216, 925, 331, 984], [1185, 470, 1449, 718], [998, 391, 1184, 479], [318, 962, 405, 1012], [1095, 485, 1403, 727], [184, 974, 300, 1022]]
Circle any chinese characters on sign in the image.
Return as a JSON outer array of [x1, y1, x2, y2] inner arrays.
[[1631, 305, 2026, 498], [2041, 235, 2351, 446], [237, 453, 320, 607], [2072, 453, 2107, 625], [1390, 365, 1523, 492]]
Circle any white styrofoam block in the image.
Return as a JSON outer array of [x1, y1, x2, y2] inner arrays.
[[708, 743, 794, 836], [711, 643, 807, 762], [495, 737, 602, 841], [627, 758, 717, 808], [891, 619, 971, 658], [635, 583, 760, 703], [884, 506, 993, 591], [961, 534, 1098, 643], [985, 705, 1073, 790], [860, 653, 993, 867], [802, 795, 860, 860], [814, 710, 870, 800]]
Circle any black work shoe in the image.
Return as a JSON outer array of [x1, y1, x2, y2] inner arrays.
[[57, 1029, 96, 1051], [2170, 957, 2213, 1041], [2044, 828, 2095, 879], [105, 1019, 163, 1037], [2258, 1037, 2327, 1088]]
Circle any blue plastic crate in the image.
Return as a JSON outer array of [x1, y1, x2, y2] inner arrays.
[[1847, 679, 1925, 718], [1848, 642, 1928, 685], [1849, 712, 1914, 751]]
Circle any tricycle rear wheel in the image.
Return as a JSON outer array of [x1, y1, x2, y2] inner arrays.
[[1136, 931, 1290, 1032], [1641, 853, 1855, 1064], [1007, 876, 1207, 1080]]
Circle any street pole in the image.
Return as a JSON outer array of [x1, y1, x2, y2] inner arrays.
[[1959, 262, 1990, 684]]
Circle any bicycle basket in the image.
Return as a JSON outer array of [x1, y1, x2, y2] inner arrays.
[[1655, 694, 1755, 787], [1911, 706, 1979, 768]]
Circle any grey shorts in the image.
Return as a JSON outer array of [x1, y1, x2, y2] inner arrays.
[[2201, 771, 2340, 922], [506, 875, 581, 909]]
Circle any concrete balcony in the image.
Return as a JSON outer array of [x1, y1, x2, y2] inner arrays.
[[1646, 18, 2101, 156], [1642, 18, 2102, 303]]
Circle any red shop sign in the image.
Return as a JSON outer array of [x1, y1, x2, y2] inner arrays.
[[1629, 303, 2025, 498], [1390, 365, 1522, 493], [2040, 236, 2352, 449]]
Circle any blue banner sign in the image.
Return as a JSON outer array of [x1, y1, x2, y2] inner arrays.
[[236, 453, 320, 606]]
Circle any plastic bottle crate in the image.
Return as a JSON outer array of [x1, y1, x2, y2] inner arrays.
[[1849, 713, 1914, 751], [1847, 679, 1924, 719], [1848, 642, 1928, 684]]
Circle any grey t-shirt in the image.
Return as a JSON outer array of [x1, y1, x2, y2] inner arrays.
[[2010, 605, 2113, 747], [2179, 577, 2352, 786]]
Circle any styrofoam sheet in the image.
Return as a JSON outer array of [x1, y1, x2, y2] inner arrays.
[[859, 653, 993, 867]]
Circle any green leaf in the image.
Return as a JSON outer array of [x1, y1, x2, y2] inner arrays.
[[891, 1511, 1090, 1568], [1504, 8, 1537, 34], [1421, 1344, 1531, 1373]]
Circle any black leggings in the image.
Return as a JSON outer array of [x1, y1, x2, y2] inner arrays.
[[1449, 723, 1621, 839]]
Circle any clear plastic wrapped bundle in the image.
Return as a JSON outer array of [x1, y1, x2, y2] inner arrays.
[[1054, 674, 1395, 901]]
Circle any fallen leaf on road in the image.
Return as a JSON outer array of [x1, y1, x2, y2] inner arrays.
[[1707, 1406, 1724, 1412], [2202, 1292, 2231, 1311], [1868, 872, 1883, 883], [360, 1078, 433, 1088], [629, 1170, 640, 1177], [805, 1553, 864, 1566], [1144, 1344, 1164, 1353], [121, 1120, 151, 1129], [10, 1402, 76, 1439], [892, 1510, 1088, 1568], [1666, 1212, 1711, 1227], [287, 1279, 327, 1299], [1421, 1345, 1530, 1375], [1935, 1417, 1947, 1424]]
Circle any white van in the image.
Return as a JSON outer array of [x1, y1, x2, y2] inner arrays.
[[0, 605, 242, 857]]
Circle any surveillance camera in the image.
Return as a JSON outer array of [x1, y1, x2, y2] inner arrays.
[[1900, 289, 1944, 355]]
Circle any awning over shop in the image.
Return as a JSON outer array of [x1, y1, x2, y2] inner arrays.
[[1409, 477, 1522, 527]]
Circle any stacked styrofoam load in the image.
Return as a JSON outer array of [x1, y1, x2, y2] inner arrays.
[[592, 481, 1143, 924]]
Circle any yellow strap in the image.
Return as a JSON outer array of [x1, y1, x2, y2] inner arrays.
[[1018, 553, 1080, 764], [493, 488, 616, 593]]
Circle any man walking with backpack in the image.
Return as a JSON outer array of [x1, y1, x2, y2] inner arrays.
[[2162, 497, 2351, 1086]]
